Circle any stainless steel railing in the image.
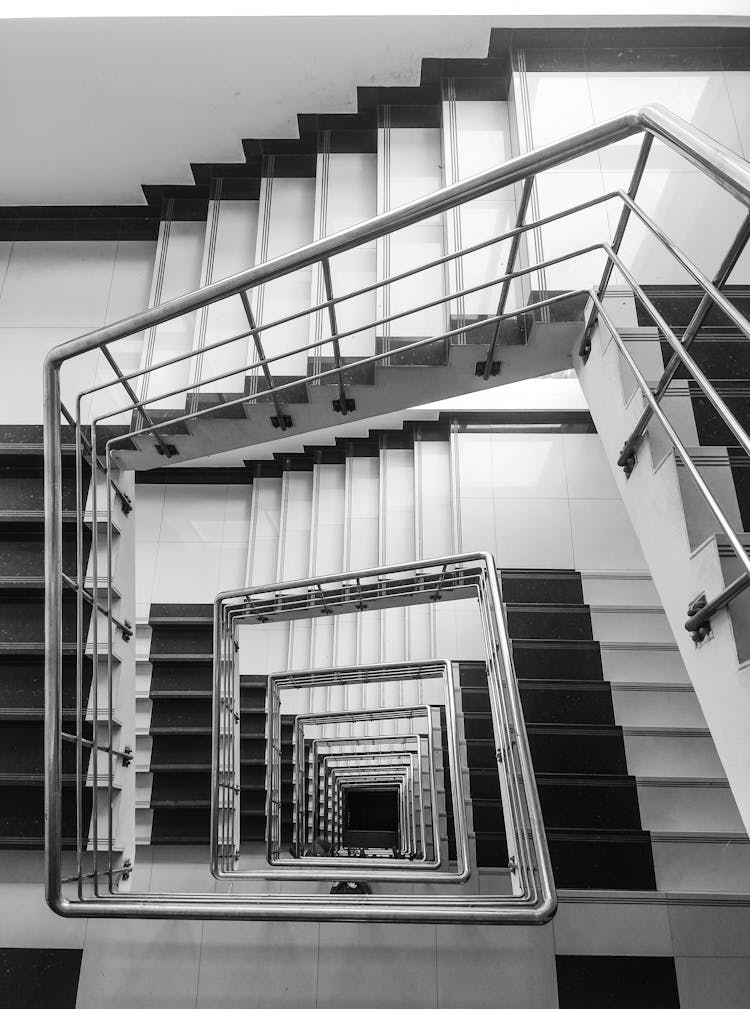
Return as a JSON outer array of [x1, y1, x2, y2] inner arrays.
[[212, 555, 548, 908], [44, 103, 750, 920]]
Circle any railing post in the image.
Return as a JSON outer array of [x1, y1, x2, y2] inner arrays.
[[479, 176, 534, 379], [321, 258, 355, 415], [580, 131, 654, 361], [44, 358, 63, 912], [239, 291, 293, 431]]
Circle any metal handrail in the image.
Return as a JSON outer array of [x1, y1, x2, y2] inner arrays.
[[41, 104, 750, 373], [44, 102, 750, 921]]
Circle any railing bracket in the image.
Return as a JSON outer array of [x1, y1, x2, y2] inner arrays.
[[154, 441, 179, 458], [619, 444, 637, 478], [686, 593, 712, 644], [270, 414, 293, 430], [475, 360, 501, 378], [121, 858, 132, 882], [122, 746, 133, 768], [333, 398, 356, 414]]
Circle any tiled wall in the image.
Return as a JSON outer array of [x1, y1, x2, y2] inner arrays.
[[134, 483, 251, 620], [133, 426, 646, 620], [457, 430, 646, 571], [0, 239, 155, 424], [523, 67, 750, 288]]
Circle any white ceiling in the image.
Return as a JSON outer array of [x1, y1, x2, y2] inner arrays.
[[0, 16, 498, 205], [3, 14, 746, 206]]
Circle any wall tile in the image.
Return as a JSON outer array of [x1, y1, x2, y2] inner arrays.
[[152, 540, 221, 602], [562, 433, 620, 499], [105, 241, 155, 324], [494, 498, 574, 568], [588, 71, 744, 171], [491, 433, 568, 499], [570, 498, 647, 570], [135, 484, 166, 541], [0, 241, 116, 326], [160, 485, 227, 543]]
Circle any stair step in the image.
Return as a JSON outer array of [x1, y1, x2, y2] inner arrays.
[[547, 829, 656, 890], [636, 780, 745, 833], [501, 570, 584, 605], [651, 833, 750, 892], [520, 682, 616, 726], [537, 775, 643, 831], [506, 604, 593, 641], [612, 685, 706, 730], [511, 640, 604, 681], [527, 727, 629, 776]]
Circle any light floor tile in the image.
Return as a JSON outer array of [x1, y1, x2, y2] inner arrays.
[[76, 917, 203, 1009], [0, 882, 87, 948], [552, 900, 672, 956], [197, 920, 318, 1008], [317, 921, 437, 1009], [676, 956, 750, 1009], [436, 923, 557, 1009], [669, 904, 750, 957]]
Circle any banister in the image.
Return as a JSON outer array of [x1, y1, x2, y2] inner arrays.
[[44, 104, 750, 370]]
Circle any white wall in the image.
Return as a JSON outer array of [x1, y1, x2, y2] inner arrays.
[[523, 67, 750, 290], [135, 482, 251, 619], [457, 429, 646, 571], [0, 239, 155, 425]]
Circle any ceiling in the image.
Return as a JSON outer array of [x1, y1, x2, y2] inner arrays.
[[2, 14, 746, 206]]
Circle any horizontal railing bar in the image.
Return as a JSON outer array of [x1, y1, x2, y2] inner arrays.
[[90, 287, 588, 439], [44, 105, 750, 371], [60, 732, 132, 764], [61, 864, 131, 885], [684, 572, 750, 634], [77, 196, 616, 406]]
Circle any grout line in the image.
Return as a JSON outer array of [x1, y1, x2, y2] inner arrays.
[[193, 920, 206, 1009]]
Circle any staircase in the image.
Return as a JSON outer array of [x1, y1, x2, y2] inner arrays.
[[578, 285, 750, 830], [69, 56, 582, 472], [18, 43, 748, 952], [0, 427, 93, 849]]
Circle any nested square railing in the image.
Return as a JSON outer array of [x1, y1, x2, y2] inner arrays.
[[210, 553, 556, 917]]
